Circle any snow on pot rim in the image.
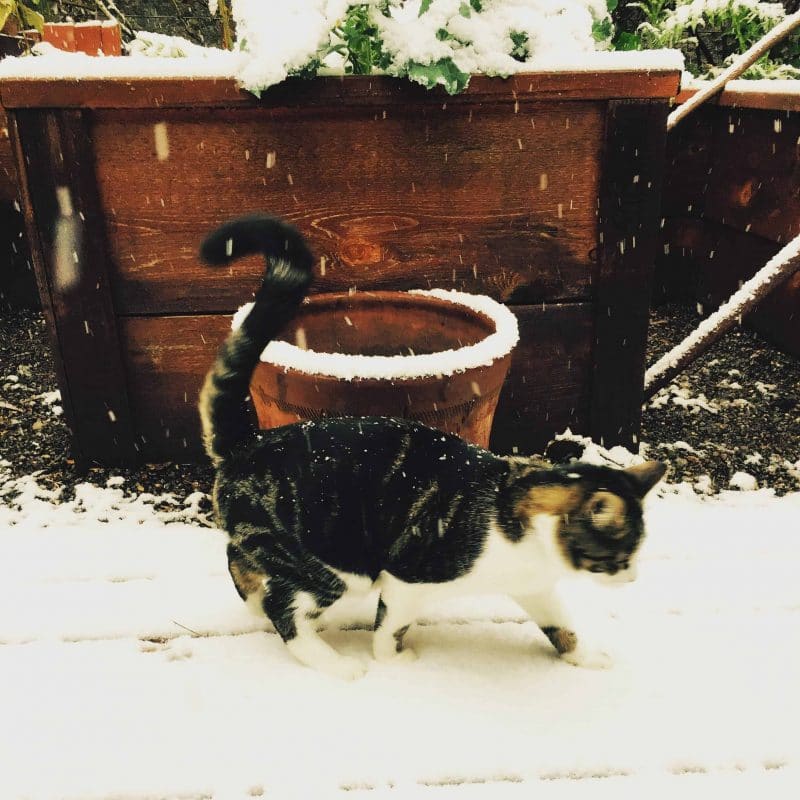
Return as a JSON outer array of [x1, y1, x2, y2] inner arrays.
[[231, 288, 519, 382]]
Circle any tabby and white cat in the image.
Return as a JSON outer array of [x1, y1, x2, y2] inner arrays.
[[200, 215, 665, 680]]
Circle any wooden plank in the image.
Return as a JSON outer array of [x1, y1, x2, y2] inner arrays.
[[119, 315, 226, 461], [12, 109, 137, 465], [591, 100, 669, 448], [93, 103, 604, 314], [119, 302, 592, 462], [676, 85, 800, 113], [703, 106, 800, 244], [0, 71, 681, 110]]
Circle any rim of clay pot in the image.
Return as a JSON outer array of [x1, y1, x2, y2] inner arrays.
[[232, 288, 519, 381]]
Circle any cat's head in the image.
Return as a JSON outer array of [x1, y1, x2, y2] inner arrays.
[[512, 461, 666, 584]]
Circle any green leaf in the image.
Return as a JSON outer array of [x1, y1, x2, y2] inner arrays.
[[406, 57, 470, 95], [0, 0, 14, 33], [19, 3, 44, 32], [606, 0, 618, 13], [459, 2, 471, 17], [592, 18, 613, 43], [419, 0, 432, 16], [470, 0, 483, 10], [612, 31, 640, 51], [509, 30, 529, 61]]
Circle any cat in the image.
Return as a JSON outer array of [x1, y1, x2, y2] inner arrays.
[[199, 214, 666, 680]]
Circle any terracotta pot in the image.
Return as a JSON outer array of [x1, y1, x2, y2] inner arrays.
[[250, 291, 516, 447]]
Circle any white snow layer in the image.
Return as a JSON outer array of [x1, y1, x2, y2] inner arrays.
[[231, 289, 520, 381], [0, 1, 684, 89], [682, 77, 800, 94], [1, 471, 799, 797]]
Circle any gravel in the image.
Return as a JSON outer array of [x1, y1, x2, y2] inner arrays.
[[641, 303, 800, 495], [1, 303, 798, 504]]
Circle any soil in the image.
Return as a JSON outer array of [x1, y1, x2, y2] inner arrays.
[[1, 303, 798, 504], [641, 303, 800, 495]]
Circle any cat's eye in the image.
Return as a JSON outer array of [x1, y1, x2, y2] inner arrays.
[[588, 491, 625, 533]]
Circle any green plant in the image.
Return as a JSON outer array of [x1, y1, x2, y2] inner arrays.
[[611, 0, 800, 78], [329, 4, 391, 74], [0, 0, 45, 34]]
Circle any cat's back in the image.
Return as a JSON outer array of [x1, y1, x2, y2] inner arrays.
[[227, 416, 496, 481]]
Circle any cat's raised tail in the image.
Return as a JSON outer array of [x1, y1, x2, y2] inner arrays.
[[198, 214, 314, 465]]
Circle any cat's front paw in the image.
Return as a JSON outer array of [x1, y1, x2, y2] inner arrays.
[[561, 647, 613, 670], [326, 655, 368, 681], [375, 646, 418, 665]]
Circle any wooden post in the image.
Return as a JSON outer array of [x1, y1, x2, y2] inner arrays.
[[591, 100, 670, 448], [9, 109, 137, 466]]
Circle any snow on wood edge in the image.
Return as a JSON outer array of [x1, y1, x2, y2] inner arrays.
[[0, 49, 684, 82]]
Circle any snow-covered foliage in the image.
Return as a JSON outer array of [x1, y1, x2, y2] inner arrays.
[[631, 0, 800, 79], [126, 30, 231, 60], [0, 1, 684, 91], [231, 0, 621, 94]]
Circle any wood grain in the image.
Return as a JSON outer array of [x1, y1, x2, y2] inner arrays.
[[92, 104, 604, 314], [703, 107, 800, 244], [0, 71, 681, 110], [119, 302, 592, 461], [676, 86, 800, 113]]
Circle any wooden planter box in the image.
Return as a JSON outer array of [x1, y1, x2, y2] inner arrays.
[[1, 68, 679, 466], [658, 82, 800, 356]]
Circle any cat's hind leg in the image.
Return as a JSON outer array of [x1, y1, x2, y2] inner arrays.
[[265, 578, 367, 681], [228, 541, 366, 679], [373, 571, 423, 664]]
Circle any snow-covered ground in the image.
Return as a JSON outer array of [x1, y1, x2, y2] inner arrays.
[[1, 476, 799, 798]]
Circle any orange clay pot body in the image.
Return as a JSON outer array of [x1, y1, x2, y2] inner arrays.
[[250, 292, 513, 448]]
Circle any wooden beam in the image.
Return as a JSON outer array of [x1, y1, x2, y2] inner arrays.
[[590, 100, 670, 448], [12, 109, 138, 466], [0, 71, 681, 110]]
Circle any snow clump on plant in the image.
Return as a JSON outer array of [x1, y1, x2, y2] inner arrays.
[[231, 0, 614, 95]]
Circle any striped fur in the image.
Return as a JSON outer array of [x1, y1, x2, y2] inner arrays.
[[199, 214, 667, 679], [198, 215, 313, 465]]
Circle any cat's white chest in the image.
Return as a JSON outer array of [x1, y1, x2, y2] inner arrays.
[[442, 516, 563, 598]]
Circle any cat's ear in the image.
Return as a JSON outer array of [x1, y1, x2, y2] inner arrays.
[[624, 461, 667, 497]]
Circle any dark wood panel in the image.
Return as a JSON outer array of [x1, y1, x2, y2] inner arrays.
[[704, 107, 800, 244], [0, 106, 37, 309], [93, 104, 604, 313], [120, 314, 228, 461], [0, 71, 681, 110], [13, 109, 137, 465], [591, 100, 669, 448], [120, 302, 592, 462], [661, 105, 714, 220], [665, 217, 799, 357], [490, 302, 592, 455]]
